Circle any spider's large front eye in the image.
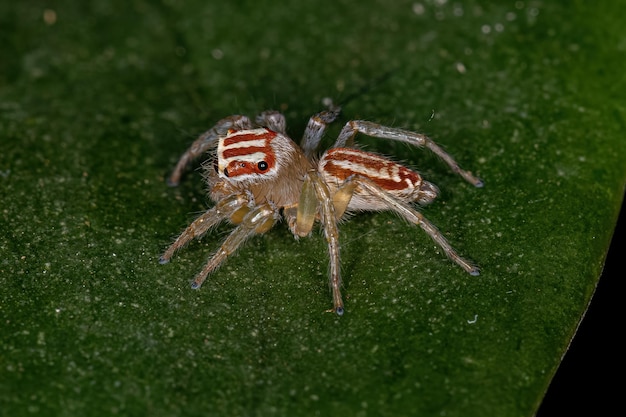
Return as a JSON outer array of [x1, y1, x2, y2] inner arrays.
[[257, 161, 268, 171]]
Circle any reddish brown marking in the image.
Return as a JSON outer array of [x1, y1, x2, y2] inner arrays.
[[222, 129, 277, 146], [220, 129, 278, 177], [222, 146, 270, 160], [323, 148, 422, 192]]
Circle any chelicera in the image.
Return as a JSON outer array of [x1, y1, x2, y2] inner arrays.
[[160, 102, 483, 315]]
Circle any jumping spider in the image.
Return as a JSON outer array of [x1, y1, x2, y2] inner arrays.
[[160, 102, 483, 315]]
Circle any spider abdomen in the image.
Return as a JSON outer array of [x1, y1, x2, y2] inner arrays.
[[319, 148, 438, 210]]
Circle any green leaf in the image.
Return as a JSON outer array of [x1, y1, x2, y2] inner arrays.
[[1, 1, 624, 416]]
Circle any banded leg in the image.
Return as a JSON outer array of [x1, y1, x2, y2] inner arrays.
[[345, 176, 480, 276], [167, 115, 254, 186], [159, 194, 251, 264], [300, 103, 342, 158], [306, 171, 344, 315], [255, 111, 286, 134], [334, 121, 484, 187], [190, 203, 278, 289]]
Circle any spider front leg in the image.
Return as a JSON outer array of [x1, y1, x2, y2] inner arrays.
[[159, 194, 251, 264], [292, 171, 345, 315], [189, 203, 278, 289], [340, 175, 480, 276], [334, 121, 484, 188], [167, 115, 254, 186]]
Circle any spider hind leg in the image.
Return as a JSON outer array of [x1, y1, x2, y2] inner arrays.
[[336, 175, 479, 276], [334, 120, 484, 188]]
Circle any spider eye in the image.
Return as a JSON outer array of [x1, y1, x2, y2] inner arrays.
[[223, 168, 229, 177], [257, 161, 268, 171]]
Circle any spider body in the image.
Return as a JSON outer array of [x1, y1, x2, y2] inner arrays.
[[213, 127, 309, 208], [160, 104, 482, 315], [319, 148, 439, 209]]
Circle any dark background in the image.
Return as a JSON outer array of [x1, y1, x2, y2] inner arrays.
[[537, 198, 623, 415]]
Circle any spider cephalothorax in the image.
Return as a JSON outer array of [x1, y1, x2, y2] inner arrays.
[[160, 103, 482, 315]]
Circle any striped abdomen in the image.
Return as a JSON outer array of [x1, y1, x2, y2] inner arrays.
[[319, 148, 438, 209]]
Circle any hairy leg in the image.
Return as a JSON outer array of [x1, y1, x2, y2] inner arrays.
[[300, 103, 342, 158], [334, 121, 483, 187], [159, 194, 251, 264], [343, 175, 480, 276], [190, 203, 278, 289], [255, 111, 286, 134], [167, 115, 254, 186], [308, 171, 344, 315]]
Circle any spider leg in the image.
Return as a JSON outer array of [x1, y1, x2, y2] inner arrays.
[[345, 175, 480, 276], [167, 115, 254, 186], [300, 103, 342, 158], [159, 194, 251, 264], [190, 203, 278, 289], [306, 171, 344, 315], [334, 121, 484, 187], [255, 111, 286, 134]]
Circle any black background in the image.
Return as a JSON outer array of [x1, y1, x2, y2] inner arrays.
[[537, 198, 623, 415]]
